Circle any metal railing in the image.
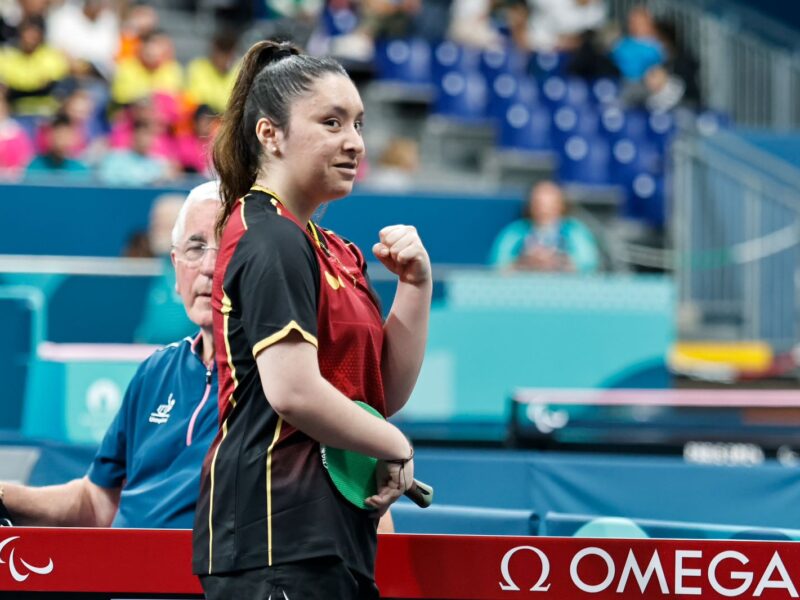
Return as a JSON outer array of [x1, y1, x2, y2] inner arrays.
[[607, 0, 800, 128], [672, 130, 800, 350]]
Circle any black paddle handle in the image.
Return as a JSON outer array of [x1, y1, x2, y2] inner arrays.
[[404, 479, 434, 508]]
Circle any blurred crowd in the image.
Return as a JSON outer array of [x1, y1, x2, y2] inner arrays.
[[0, 0, 237, 184], [0, 0, 699, 185]]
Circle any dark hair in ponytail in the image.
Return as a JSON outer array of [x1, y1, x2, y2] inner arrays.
[[213, 40, 349, 238]]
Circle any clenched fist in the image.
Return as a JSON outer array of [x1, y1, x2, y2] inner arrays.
[[372, 225, 431, 285]]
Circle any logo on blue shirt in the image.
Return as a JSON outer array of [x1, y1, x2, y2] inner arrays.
[[149, 393, 176, 424]]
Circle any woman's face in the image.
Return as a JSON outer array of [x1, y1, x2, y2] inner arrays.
[[274, 73, 365, 204]]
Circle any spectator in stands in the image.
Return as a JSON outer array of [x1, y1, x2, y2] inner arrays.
[[361, 0, 422, 39], [567, 29, 620, 80], [98, 118, 174, 185], [25, 113, 91, 179], [0, 0, 49, 44], [621, 19, 700, 113], [0, 15, 70, 116], [186, 30, 239, 114], [0, 88, 35, 179], [448, 0, 505, 50], [33, 87, 100, 157], [0, 182, 222, 529], [611, 5, 663, 82], [368, 136, 419, 190], [112, 30, 183, 106], [652, 18, 701, 107], [489, 180, 599, 273], [175, 104, 216, 175], [109, 94, 179, 163], [527, 0, 607, 51], [47, 0, 120, 80], [135, 193, 198, 344], [117, 3, 159, 62]]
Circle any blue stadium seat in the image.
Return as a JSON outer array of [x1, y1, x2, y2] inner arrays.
[[600, 107, 649, 144], [321, 6, 359, 36], [591, 78, 620, 106], [432, 40, 480, 81], [487, 73, 538, 121], [540, 75, 568, 108], [374, 38, 433, 85], [480, 44, 528, 80], [552, 105, 600, 148], [695, 109, 732, 136], [500, 102, 553, 151], [531, 50, 570, 77], [624, 172, 666, 228], [647, 110, 677, 148], [558, 135, 611, 185], [434, 69, 489, 120], [610, 137, 662, 185], [564, 77, 591, 108]]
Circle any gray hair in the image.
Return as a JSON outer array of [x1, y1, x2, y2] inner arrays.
[[171, 180, 222, 246]]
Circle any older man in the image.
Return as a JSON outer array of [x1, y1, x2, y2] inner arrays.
[[0, 181, 220, 528]]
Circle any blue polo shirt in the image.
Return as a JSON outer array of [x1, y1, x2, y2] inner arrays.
[[87, 334, 218, 529]]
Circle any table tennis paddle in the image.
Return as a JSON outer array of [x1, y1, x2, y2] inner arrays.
[[321, 401, 433, 510]]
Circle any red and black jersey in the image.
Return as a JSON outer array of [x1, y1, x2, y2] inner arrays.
[[192, 186, 386, 577]]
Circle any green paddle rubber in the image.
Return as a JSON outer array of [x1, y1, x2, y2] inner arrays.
[[322, 401, 434, 510]]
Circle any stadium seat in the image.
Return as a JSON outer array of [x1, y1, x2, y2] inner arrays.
[[610, 137, 662, 185], [321, 6, 359, 36], [374, 38, 433, 85], [696, 109, 732, 136], [499, 102, 552, 151], [531, 50, 570, 77], [624, 172, 666, 228], [540, 75, 568, 108], [558, 135, 611, 185], [591, 78, 620, 106], [432, 40, 480, 81], [487, 73, 538, 121], [433, 69, 489, 121], [647, 110, 677, 148], [479, 44, 528, 81], [564, 77, 591, 108]]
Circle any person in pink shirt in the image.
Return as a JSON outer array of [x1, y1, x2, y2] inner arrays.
[[109, 93, 179, 162], [175, 104, 217, 176], [0, 91, 35, 180]]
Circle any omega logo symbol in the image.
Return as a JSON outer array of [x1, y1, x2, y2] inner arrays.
[[0, 536, 54, 582], [500, 545, 552, 592]]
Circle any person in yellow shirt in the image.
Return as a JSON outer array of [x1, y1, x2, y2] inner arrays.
[[185, 31, 239, 114], [112, 30, 183, 105], [0, 16, 69, 116]]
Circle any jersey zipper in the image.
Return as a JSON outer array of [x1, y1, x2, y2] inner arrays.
[[186, 368, 213, 446]]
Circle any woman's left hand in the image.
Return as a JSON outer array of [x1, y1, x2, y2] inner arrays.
[[372, 225, 431, 286]]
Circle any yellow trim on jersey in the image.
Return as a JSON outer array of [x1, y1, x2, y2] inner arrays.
[[207, 417, 230, 574], [250, 184, 282, 201], [239, 196, 248, 230], [308, 221, 322, 247], [221, 290, 238, 407], [252, 320, 318, 357], [266, 417, 283, 566]]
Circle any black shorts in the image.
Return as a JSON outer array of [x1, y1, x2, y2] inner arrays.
[[199, 556, 380, 600]]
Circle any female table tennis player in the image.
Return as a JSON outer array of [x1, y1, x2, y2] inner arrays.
[[192, 41, 431, 599]]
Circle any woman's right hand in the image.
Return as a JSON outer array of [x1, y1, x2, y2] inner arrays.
[[364, 456, 414, 516]]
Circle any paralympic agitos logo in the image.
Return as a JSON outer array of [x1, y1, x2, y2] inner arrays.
[[499, 544, 799, 597], [0, 536, 54, 583]]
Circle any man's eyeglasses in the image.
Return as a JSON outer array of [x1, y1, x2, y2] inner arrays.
[[173, 242, 219, 265]]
